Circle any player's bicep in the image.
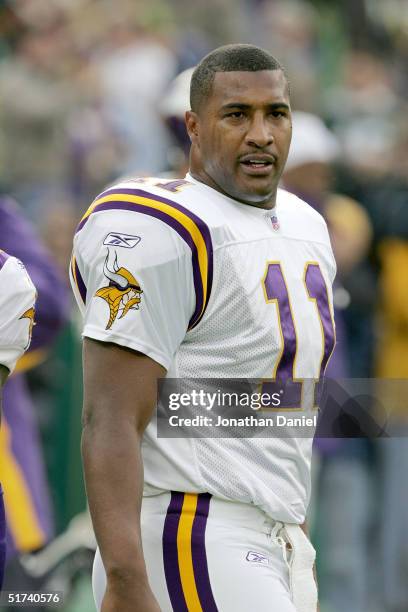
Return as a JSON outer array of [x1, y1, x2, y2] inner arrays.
[[83, 338, 165, 432]]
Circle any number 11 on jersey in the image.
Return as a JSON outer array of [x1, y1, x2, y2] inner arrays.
[[262, 261, 335, 410]]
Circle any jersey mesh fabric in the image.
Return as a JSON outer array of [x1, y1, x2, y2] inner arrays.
[[195, 436, 310, 522], [175, 242, 312, 523], [181, 237, 276, 377]]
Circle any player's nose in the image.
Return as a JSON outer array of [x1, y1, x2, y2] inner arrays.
[[245, 114, 274, 148]]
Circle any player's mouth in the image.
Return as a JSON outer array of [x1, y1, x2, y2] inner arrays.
[[238, 154, 277, 176]]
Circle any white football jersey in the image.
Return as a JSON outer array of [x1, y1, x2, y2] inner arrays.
[[71, 174, 336, 523], [0, 250, 36, 373]]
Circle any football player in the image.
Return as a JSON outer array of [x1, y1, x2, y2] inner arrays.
[[71, 44, 335, 612], [0, 195, 68, 592], [0, 250, 37, 589]]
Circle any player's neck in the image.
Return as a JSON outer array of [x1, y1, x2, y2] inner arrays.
[[188, 169, 277, 210]]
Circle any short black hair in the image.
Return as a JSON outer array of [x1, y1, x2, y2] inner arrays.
[[190, 44, 287, 112]]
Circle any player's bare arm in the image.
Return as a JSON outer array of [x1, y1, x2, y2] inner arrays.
[[82, 338, 164, 612]]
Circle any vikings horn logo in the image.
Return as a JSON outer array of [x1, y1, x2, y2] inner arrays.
[[95, 250, 143, 330], [20, 306, 36, 346]]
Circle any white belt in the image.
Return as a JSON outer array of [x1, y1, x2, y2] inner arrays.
[[274, 522, 318, 612]]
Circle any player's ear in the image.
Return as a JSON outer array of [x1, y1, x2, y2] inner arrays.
[[185, 111, 200, 145]]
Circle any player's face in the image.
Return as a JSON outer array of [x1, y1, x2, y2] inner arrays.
[[187, 70, 292, 207]]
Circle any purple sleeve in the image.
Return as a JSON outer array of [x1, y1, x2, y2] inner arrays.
[[0, 196, 69, 351]]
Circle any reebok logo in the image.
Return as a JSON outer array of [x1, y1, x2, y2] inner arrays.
[[103, 233, 141, 249], [246, 551, 269, 565]]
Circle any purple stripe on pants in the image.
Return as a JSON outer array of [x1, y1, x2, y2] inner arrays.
[[192, 493, 218, 611], [162, 492, 188, 612]]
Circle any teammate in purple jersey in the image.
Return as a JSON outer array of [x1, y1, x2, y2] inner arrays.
[[0, 196, 68, 589]]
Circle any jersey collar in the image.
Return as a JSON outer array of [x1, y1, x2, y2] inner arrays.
[[185, 173, 277, 219]]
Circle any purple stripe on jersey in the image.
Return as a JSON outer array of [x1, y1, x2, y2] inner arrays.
[[0, 487, 6, 589], [76, 188, 213, 328], [163, 492, 189, 612], [192, 493, 218, 611], [74, 259, 87, 304], [0, 250, 10, 271], [305, 263, 335, 375], [263, 263, 297, 382]]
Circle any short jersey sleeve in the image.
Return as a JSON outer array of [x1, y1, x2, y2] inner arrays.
[[70, 209, 196, 370], [0, 252, 37, 373]]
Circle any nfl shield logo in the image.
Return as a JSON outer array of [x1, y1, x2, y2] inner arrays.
[[271, 215, 280, 231]]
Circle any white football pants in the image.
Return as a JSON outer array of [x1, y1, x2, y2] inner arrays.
[[93, 492, 317, 611]]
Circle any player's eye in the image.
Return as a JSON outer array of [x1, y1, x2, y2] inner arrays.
[[226, 111, 245, 119], [270, 110, 287, 118]]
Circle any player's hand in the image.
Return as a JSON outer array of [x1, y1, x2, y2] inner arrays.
[[101, 579, 162, 612]]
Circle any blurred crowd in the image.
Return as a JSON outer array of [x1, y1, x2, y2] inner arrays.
[[0, 0, 407, 610]]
